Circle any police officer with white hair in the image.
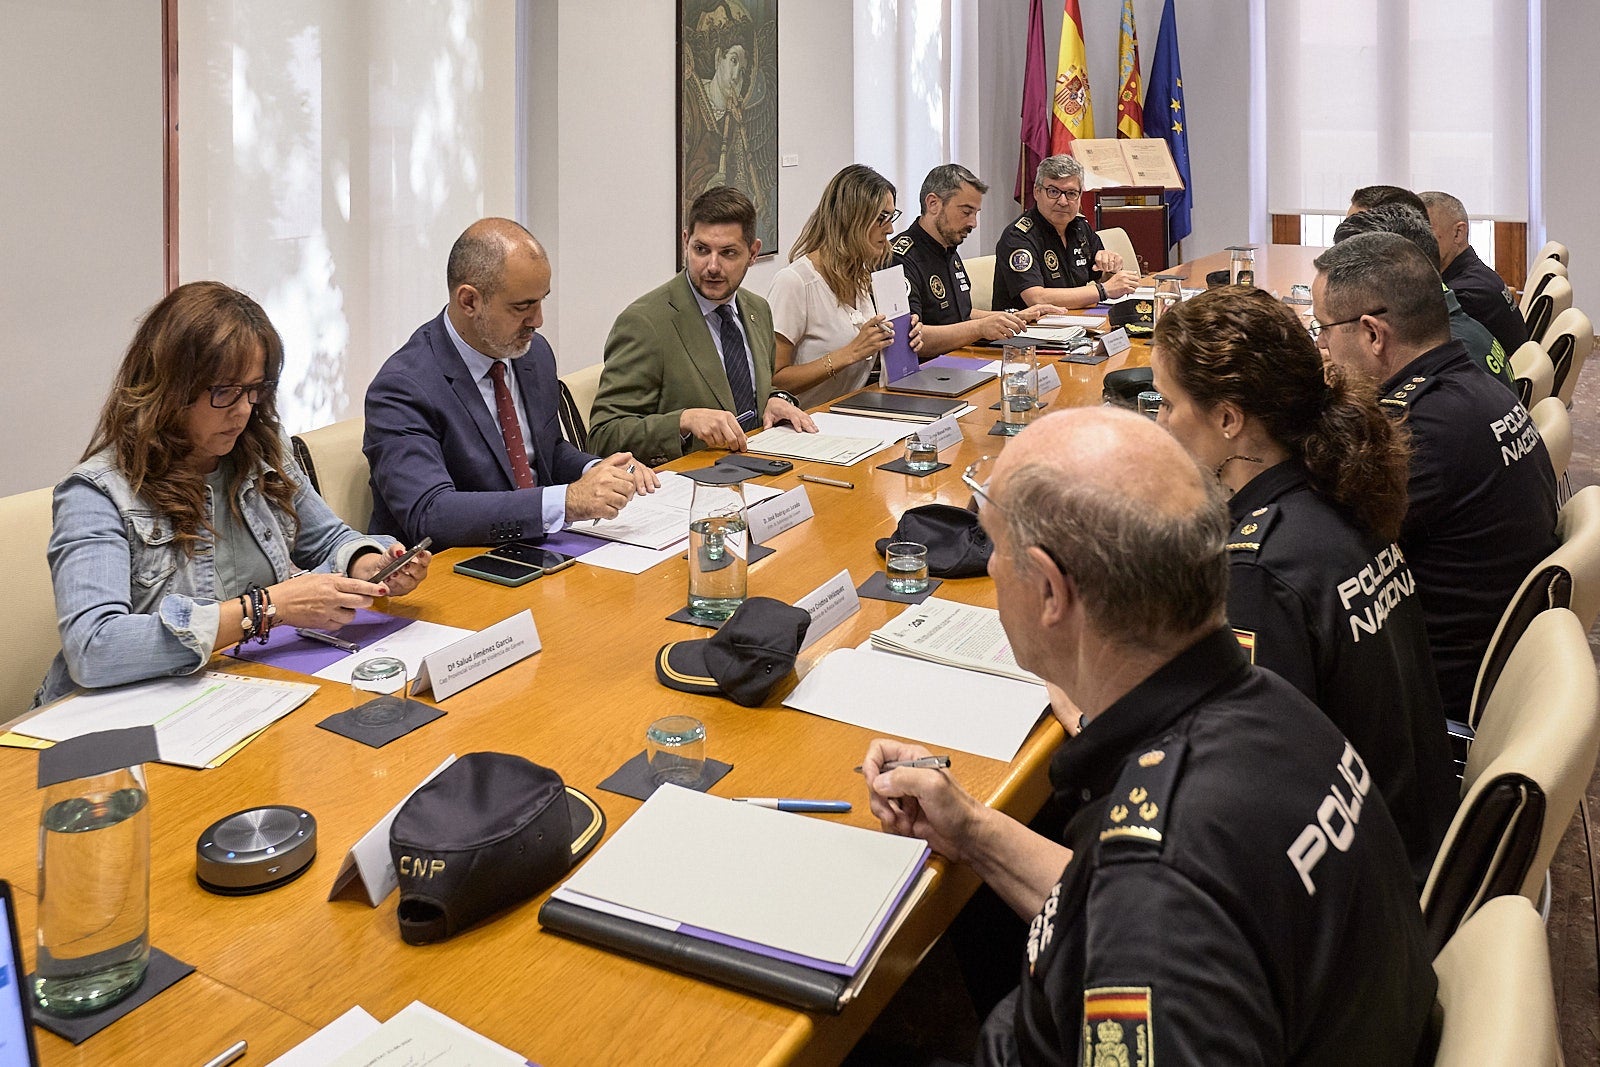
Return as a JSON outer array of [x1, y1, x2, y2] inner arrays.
[[860, 407, 1438, 1066]]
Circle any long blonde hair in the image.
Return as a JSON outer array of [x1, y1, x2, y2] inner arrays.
[[788, 164, 895, 306]]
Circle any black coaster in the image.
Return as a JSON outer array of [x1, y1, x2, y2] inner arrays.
[[857, 571, 943, 604], [598, 750, 734, 801], [317, 699, 444, 748], [30, 947, 195, 1044], [988, 400, 1050, 411], [748, 542, 776, 565], [679, 464, 750, 485], [876, 458, 950, 478], [988, 422, 1027, 437], [665, 607, 725, 629], [1062, 350, 1110, 365]]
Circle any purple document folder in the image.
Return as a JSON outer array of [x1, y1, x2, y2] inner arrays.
[[226, 609, 415, 675]]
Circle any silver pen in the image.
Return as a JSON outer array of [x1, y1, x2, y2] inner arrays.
[[295, 628, 359, 653], [853, 755, 953, 773], [201, 1040, 247, 1067]]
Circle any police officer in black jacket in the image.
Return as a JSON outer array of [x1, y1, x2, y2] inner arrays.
[[992, 155, 1140, 314], [860, 407, 1439, 1067], [1149, 286, 1455, 885], [1312, 233, 1558, 724], [1421, 189, 1530, 355]]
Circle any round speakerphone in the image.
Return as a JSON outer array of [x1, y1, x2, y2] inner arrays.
[[196, 805, 317, 895]]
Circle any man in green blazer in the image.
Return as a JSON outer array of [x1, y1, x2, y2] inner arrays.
[[589, 187, 815, 466]]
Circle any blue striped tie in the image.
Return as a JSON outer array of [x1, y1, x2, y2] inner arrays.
[[715, 304, 758, 429]]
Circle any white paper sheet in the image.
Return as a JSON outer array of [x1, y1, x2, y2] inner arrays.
[[326, 1002, 527, 1067], [1036, 314, 1106, 328], [312, 620, 473, 685], [575, 472, 784, 550], [266, 1006, 381, 1067], [870, 598, 1040, 683], [14, 672, 316, 769], [871, 264, 912, 319], [784, 646, 1047, 762], [745, 428, 884, 466]]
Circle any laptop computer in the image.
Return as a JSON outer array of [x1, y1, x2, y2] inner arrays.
[[878, 316, 993, 398], [0, 882, 40, 1067]]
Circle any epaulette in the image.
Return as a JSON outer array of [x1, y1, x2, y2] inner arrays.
[[1098, 734, 1188, 862], [891, 234, 913, 256], [1225, 503, 1279, 554], [1378, 373, 1439, 410], [1014, 215, 1034, 233]]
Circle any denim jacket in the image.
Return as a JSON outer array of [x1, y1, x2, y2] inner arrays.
[[35, 445, 392, 706]]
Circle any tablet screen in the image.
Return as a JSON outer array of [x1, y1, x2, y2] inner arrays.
[[0, 884, 37, 1067]]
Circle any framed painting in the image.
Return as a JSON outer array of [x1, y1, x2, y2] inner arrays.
[[677, 0, 778, 258]]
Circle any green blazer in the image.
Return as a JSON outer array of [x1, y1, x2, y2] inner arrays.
[[588, 273, 775, 465]]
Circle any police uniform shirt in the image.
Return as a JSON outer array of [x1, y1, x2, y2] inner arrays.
[[1381, 338, 1559, 722], [1225, 460, 1456, 886], [1444, 285, 1515, 391], [992, 206, 1104, 313], [1007, 629, 1438, 1067], [891, 220, 972, 327], [1441, 245, 1529, 355]]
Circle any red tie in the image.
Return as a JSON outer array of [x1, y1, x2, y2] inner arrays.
[[488, 361, 536, 489]]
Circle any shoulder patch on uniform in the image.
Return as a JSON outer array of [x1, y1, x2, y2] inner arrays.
[[1226, 503, 1279, 553], [1009, 248, 1035, 273], [1379, 373, 1440, 410], [1082, 988, 1153, 1067], [891, 234, 913, 255], [1099, 734, 1188, 860], [1015, 215, 1034, 233]]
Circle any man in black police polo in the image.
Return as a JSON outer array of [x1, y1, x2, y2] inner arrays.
[[992, 155, 1141, 314], [892, 164, 1065, 357], [1313, 232, 1558, 723], [859, 407, 1438, 1066], [1420, 189, 1530, 356]]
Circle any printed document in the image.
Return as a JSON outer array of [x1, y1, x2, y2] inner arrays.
[[870, 599, 1041, 683], [578, 472, 782, 550]]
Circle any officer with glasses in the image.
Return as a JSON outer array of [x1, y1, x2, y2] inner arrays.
[[992, 155, 1142, 313], [34, 281, 431, 708]]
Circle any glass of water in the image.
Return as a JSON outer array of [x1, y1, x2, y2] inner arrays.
[[885, 541, 931, 594], [1152, 274, 1184, 323], [1000, 345, 1039, 436], [688, 481, 748, 621], [646, 716, 707, 787], [351, 656, 409, 728], [903, 434, 940, 472], [1228, 245, 1257, 287]]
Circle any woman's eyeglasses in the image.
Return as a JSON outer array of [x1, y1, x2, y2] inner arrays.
[[207, 381, 277, 408]]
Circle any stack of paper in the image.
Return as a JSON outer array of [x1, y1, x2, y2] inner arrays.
[[577, 472, 782, 551], [267, 1002, 529, 1066], [540, 786, 931, 1013], [869, 598, 1041, 683]]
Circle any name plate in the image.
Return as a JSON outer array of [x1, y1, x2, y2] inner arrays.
[[1036, 363, 1063, 396], [745, 485, 814, 545], [329, 754, 457, 906], [414, 609, 540, 701], [920, 414, 964, 452], [1101, 327, 1132, 356], [795, 569, 861, 651]]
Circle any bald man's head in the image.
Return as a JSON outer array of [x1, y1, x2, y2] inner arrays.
[[447, 218, 547, 300], [989, 408, 1229, 645]]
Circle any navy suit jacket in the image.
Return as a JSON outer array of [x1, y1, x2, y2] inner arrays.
[[364, 312, 598, 549]]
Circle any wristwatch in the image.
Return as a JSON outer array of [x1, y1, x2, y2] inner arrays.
[[769, 389, 801, 408]]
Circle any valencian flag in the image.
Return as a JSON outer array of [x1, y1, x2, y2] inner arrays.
[[1144, 0, 1192, 243], [1048, 0, 1094, 154], [1115, 0, 1143, 139], [1015, 0, 1051, 209]]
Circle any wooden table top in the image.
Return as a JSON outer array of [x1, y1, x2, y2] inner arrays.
[[4, 248, 1323, 1066]]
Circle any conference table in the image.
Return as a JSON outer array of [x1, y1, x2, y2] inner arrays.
[[0, 245, 1323, 1066]]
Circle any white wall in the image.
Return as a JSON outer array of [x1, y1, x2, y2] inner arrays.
[[528, 0, 857, 373], [0, 1, 166, 496], [1541, 0, 1599, 314]]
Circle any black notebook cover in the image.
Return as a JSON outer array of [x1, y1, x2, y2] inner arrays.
[[828, 392, 966, 422], [538, 897, 850, 1014]]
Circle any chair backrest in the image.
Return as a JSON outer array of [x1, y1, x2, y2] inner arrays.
[[0, 486, 59, 719], [290, 417, 371, 532], [1518, 258, 1566, 317], [1468, 485, 1600, 728], [1094, 228, 1140, 277], [1539, 305, 1594, 407], [1422, 608, 1600, 952], [965, 254, 996, 312], [1529, 397, 1571, 488], [1524, 276, 1571, 344], [1531, 239, 1568, 269], [557, 363, 605, 452], [1508, 340, 1554, 409], [1431, 895, 1562, 1067]]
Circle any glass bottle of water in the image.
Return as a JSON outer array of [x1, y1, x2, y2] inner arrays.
[[35, 764, 150, 1017], [687, 480, 748, 621]]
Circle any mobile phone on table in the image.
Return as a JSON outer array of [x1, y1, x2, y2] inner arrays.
[[490, 541, 578, 574], [716, 454, 794, 477], [453, 553, 542, 587], [371, 536, 433, 585]]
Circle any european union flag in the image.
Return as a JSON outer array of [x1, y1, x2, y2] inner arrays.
[[1143, 0, 1191, 245]]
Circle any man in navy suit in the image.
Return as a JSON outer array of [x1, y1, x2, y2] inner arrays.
[[365, 218, 658, 549]]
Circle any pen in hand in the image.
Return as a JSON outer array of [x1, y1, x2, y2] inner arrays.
[[853, 755, 953, 773]]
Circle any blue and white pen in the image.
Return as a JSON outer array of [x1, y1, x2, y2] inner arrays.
[[732, 798, 852, 814]]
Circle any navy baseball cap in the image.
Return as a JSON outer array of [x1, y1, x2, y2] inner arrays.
[[655, 597, 811, 707], [876, 503, 993, 579]]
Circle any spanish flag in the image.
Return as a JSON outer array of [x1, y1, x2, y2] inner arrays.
[[1048, 0, 1094, 154], [1115, 0, 1143, 139]]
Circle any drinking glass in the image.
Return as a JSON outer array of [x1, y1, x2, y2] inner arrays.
[[1137, 390, 1164, 420], [1228, 245, 1257, 287], [884, 542, 930, 594], [903, 434, 940, 472], [999, 345, 1040, 436], [1152, 274, 1185, 323], [688, 481, 748, 621], [351, 656, 409, 728], [646, 716, 707, 787]]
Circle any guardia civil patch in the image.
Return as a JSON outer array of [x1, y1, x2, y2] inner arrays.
[[1010, 249, 1034, 273], [1081, 987, 1152, 1067], [1233, 628, 1256, 662]]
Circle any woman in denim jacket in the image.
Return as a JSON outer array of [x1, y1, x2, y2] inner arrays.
[[35, 282, 431, 707]]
